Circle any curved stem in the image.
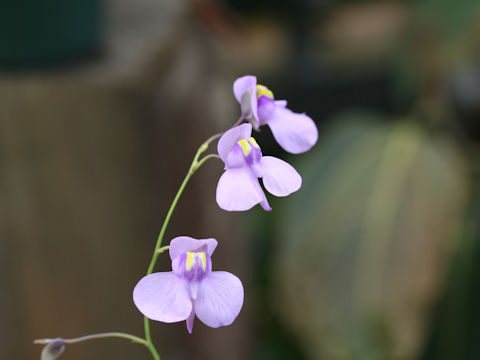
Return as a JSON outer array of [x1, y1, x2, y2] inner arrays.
[[143, 319, 161, 360], [143, 132, 222, 359], [155, 245, 170, 254], [34, 332, 148, 346], [195, 154, 221, 170], [145, 134, 222, 276], [145, 168, 195, 275]]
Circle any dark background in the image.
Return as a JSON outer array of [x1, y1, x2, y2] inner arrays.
[[1, 0, 480, 359]]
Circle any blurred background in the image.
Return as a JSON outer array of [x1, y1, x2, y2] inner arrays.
[[1, 0, 479, 359]]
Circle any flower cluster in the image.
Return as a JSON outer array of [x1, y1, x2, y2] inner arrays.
[[133, 75, 317, 333], [34, 74, 319, 359]]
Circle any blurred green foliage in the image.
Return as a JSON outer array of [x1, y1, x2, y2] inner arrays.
[[272, 117, 468, 360], [412, 0, 480, 43], [241, 0, 480, 358]]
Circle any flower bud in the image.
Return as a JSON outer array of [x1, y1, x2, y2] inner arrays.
[[39, 339, 65, 360]]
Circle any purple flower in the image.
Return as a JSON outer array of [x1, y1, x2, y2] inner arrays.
[[233, 75, 318, 154], [216, 123, 302, 211], [133, 236, 244, 333]]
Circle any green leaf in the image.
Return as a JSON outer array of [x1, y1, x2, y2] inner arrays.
[[413, 0, 480, 42]]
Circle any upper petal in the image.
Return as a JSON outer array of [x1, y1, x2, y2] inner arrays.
[[261, 156, 302, 197], [233, 75, 258, 121], [267, 106, 318, 154], [169, 236, 218, 260], [194, 271, 244, 328], [217, 123, 252, 163], [233, 75, 256, 102], [216, 168, 267, 211], [133, 272, 192, 323]]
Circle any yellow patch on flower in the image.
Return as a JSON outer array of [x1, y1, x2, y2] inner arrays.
[[256, 84, 274, 99], [186, 252, 195, 271], [199, 252, 207, 271], [237, 139, 252, 156], [248, 137, 260, 148], [185, 251, 208, 271]]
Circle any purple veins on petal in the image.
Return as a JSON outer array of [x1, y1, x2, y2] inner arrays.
[[172, 248, 212, 282], [228, 138, 263, 177], [133, 237, 244, 333]]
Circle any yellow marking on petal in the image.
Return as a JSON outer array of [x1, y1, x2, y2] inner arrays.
[[256, 84, 274, 99], [248, 137, 260, 149], [237, 139, 252, 156], [186, 252, 195, 271], [199, 252, 207, 271]]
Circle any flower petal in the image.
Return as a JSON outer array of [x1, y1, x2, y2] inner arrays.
[[169, 236, 218, 260], [133, 272, 192, 323], [261, 156, 302, 197], [216, 168, 267, 211], [195, 271, 244, 328], [233, 75, 256, 103], [225, 142, 248, 169], [233, 75, 258, 121], [257, 96, 276, 126], [217, 123, 252, 163], [267, 106, 318, 154]]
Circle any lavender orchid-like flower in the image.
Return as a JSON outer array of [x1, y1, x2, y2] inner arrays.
[[233, 75, 318, 154], [133, 236, 244, 334], [216, 123, 302, 211]]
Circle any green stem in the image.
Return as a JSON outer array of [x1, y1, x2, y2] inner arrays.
[[196, 154, 221, 170], [145, 169, 195, 275], [143, 132, 222, 359], [143, 319, 161, 360], [155, 245, 170, 254], [34, 332, 148, 346]]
